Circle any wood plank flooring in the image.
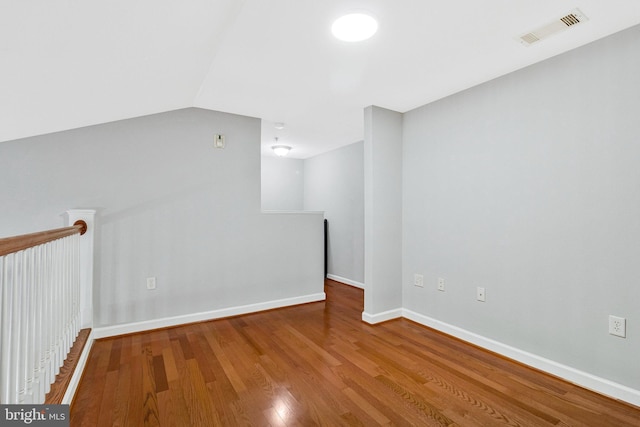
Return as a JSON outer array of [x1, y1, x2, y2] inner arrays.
[[71, 280, 640, 426]]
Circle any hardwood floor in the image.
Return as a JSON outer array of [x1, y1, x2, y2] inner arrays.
[[71, 280, 640, 426]]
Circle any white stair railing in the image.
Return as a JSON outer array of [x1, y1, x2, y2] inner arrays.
[[0, 219, 88, 404]]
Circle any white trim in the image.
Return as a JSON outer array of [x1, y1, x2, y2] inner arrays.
[[402, 308, 640, 407], [93, 292, 326, 339], [362, 308, 402, 324], [61, 330, 95, 405], [327, 274, 364, 289]]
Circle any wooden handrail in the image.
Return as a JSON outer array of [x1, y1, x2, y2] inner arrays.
[[0, 220, 87, 257]]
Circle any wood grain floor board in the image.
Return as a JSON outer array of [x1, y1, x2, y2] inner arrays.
[[186, 332, 217, 384], [253, 337, 351, 425], [333, 364, 430, 426], [228, 318, 267, 356], [201, 328, 247, 395], [264, 344, 350, 420], [126, 348, 144, 426], [112, 361, 132, 427], [71, 280, 640, 426], [443, 353, 602, 425], [95, 370, 118, 427], [561, 390, 640, 426], [164, 378, 189, 425], [417, 363, 549, 427], [367, 331, 561, 426], [71, 339, 112, 426]]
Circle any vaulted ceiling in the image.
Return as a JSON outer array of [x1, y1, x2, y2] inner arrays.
[[2, 1, 640, 158]]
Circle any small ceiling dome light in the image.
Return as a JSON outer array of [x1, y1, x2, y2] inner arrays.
[[272, 138, 291, 157], [332, 13, 378, 42], [274, 122, 285, 130], [272, 145, 291, 157]]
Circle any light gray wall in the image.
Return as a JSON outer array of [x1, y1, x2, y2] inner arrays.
[[304, 141, 364, 284], [261, 156, 304, 211], [364, 106, 403, 318], [0, 108, 324, 327], [402, 26, 640, 390]]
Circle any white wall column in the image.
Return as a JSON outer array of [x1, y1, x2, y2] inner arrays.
[[64, 209, 96, 329], [363, 106, 403, 323]]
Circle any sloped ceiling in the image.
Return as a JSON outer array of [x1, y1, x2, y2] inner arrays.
[[2, 1, 640, 158]]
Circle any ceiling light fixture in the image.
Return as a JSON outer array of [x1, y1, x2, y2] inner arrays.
[[331, 13, 378, 42], [272, 138, 291, 157]]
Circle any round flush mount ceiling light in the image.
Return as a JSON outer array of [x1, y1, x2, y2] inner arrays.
[[331, 13, 378, 42], [272, 138, 291, 157], [272, 145, 292, 157]]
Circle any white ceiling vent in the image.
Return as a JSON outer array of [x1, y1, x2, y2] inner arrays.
[[519, 9, 589, 46]]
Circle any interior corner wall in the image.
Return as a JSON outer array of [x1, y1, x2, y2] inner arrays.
[[0, 108, 324, 328], [363, 106, 403, 321], [303, 141, 364, 285], [261, 156, 305, 211], [402, 25, 640, 392]]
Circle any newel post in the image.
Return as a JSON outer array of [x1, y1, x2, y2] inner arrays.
[[64, 209, 96, 329]]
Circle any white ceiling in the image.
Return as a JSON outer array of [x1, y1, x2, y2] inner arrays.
[[2, 1, 640, 158]]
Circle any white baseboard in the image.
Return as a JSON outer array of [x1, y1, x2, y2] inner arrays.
[[62, 330, 95, 405], [93, 292, 326, 339], [402, 308, 640, 407], [362, 308, 403, 324], [327, 274, 365, 289]]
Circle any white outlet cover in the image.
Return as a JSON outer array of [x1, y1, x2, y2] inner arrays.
[[477, 287, 486, 302], [609, 315, 626, 338], [438, 277, 445, 291], [414, 274, 424, 287], [146, 277, 157, 290]]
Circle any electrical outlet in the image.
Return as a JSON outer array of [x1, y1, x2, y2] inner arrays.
[[413, 274, 424, 287], [476, 287, 486, 302], [146, 277, 156, 290], [437, 277, 445, 291], [609, 315, 626, 338]]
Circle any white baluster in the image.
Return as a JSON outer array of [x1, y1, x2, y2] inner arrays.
[[50, 239, 59, 386], [0, 256, 3, 400], [74, 232, 81, 337], [68, 236, 76, 353], [43, 241, 52, 396], [24, 248, 35, 403], [68, 234, 79, 352], [20, 250, 28, 404], [56, 238, 64, 374], [12, 253, 22, 403], [63, 237, 70, 364], [58, 239, 65, 372], [1, 254, 16, 403], [0, 254, 9, 403], [43, 242, 52, 394], [33, 245, 44, 403], [5, 253, 16, 403], [59, 238, 66, 373]]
